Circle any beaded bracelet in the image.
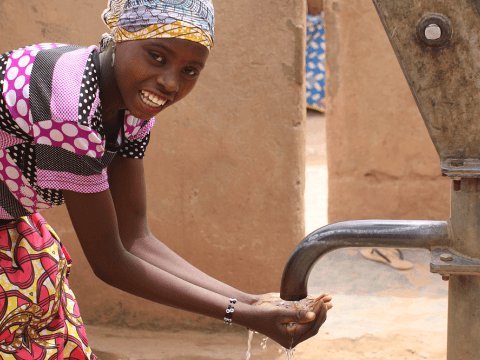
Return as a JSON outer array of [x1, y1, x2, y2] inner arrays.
[[224, 298, 237, 325]]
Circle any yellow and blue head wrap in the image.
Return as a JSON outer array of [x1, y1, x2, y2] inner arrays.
[[102, 0, 215, 51]]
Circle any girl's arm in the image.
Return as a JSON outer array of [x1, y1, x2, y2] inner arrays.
[[106, 155, 253, 304], [63, 185, 327, 348]]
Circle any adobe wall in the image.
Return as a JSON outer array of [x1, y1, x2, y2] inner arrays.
[[0, 0, 306, 327], [324, 0, 450, 223]]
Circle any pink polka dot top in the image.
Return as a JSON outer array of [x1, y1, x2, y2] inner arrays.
[[0, 43, 155, 219]]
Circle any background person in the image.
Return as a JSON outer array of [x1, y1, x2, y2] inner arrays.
[[306, 0, 326, 112]]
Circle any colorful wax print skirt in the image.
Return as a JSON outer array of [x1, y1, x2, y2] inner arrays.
[[306, 12, 326, 112], [0, 213, 96, 359]]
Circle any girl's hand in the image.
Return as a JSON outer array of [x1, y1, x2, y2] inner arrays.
[[247, 294, 330, 349], [250, 292, 333, 311], [245, 293, 332, 349]]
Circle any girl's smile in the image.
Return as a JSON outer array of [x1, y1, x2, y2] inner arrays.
[[139, 90, 168, 114]]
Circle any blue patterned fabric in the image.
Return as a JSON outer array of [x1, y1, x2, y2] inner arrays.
[[102, 0, 215, 50], [119, 0, 214, 39], [306, 13, 326, 112]]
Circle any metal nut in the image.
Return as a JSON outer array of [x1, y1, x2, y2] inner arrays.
[[425, 24, 442, 40], [440, 253, 453, 262], [417, 14, 452, 47]]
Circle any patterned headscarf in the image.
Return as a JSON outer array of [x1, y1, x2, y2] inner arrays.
[[102, 0, 215, 51]]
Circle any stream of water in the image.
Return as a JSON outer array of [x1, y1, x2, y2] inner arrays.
[[245, 330, 254, 360]]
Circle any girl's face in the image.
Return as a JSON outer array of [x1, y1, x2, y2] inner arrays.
[[114, 37, 210, 120]]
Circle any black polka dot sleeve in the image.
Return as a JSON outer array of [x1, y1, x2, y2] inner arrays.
[[117, 132, 151, 159]]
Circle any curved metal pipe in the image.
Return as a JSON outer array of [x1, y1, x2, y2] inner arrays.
[[280, 220, 449, 300]]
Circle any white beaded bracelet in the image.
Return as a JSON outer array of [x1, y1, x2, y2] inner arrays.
[[224, 298, 237, 325]]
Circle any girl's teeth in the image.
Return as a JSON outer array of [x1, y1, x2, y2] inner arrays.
[[145, 97, 160, 108], [141, 91, 166, 108]]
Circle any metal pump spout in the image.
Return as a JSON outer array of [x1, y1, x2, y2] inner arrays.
[[280, 220, 449, 301]]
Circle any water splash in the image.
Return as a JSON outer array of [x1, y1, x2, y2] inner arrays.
[[278, 347, 296, 359], [283, 347, 296, 359], [247, 330, 296, 360], [246, 330, 255, 360]]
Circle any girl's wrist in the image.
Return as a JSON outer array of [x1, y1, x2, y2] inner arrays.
[[238, 292, 255, 305], [229, 301, 262, 330], [226, 291, 255, 305]]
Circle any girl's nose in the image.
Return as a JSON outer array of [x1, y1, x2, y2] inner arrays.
[[157, 70, 180, 93]]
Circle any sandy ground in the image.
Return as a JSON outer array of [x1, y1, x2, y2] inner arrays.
[[86, 111, 448, 359]]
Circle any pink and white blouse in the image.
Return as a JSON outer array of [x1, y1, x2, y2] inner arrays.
[[0, 43, 155, 219]]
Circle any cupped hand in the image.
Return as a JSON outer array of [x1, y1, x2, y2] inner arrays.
[[248, 293, 332, 349], [251, 292, 333, 311]]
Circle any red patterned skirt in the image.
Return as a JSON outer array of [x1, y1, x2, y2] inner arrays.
[[0, 213, 96, 359]]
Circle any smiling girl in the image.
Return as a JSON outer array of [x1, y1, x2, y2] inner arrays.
[[0, 0, 331, 358]]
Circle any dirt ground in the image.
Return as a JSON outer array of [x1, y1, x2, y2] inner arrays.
[[86, 111, 448, 359]]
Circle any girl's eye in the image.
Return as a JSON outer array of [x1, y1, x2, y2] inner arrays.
[[184, 68, 197, 77], [150, 53, 165, 64]]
